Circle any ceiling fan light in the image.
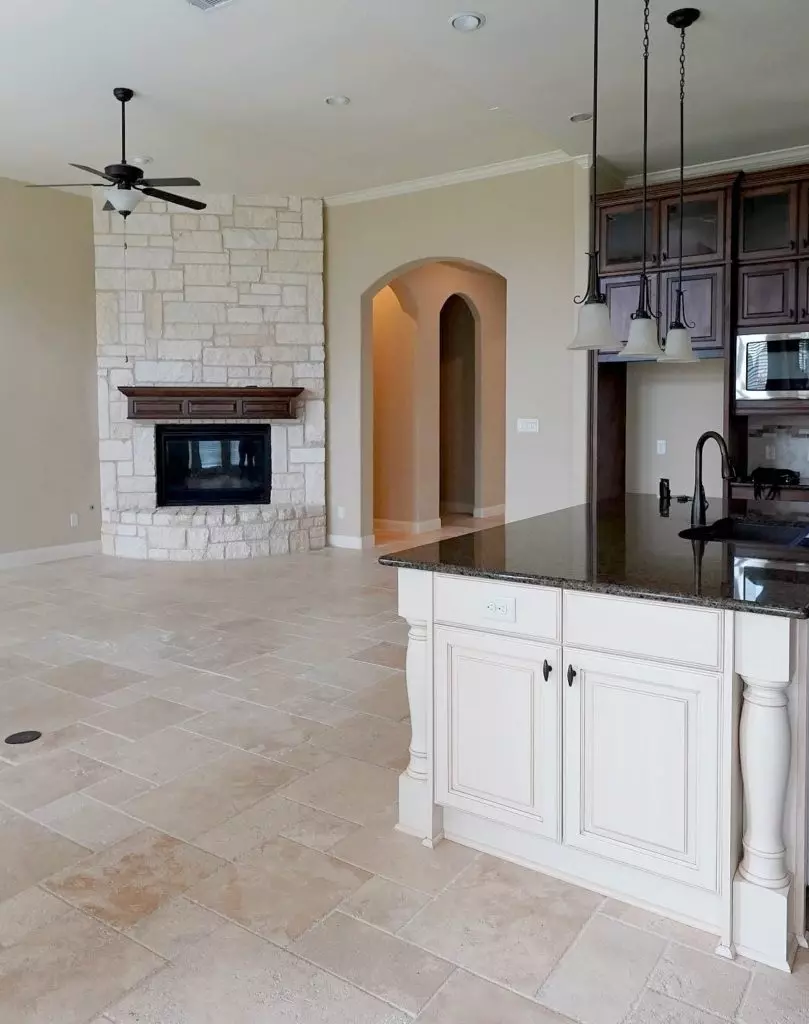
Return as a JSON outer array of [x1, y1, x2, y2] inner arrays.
[[618, 314, 660, 360], [659, 324, 698, 362], [570, 298, 621, 351], [105, 187, 141, 217]]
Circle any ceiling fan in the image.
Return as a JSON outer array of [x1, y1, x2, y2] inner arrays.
[[27, 88, 206, 218]]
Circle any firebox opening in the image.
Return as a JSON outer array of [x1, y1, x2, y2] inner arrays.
[[155, 424, 272, 507]]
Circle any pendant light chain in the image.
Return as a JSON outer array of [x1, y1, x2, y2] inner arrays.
[[640, 0, 650, 286], [675, 24, 688, 324]]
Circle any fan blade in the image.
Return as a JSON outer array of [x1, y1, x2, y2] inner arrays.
[[140, 177, 201, 187], [139, 187, 206, 211], [69, 163, 116, 181], [103, 201, 114, 211], [26, 182, 107, 188]]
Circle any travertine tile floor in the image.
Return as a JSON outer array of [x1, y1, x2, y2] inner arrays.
[[0, 544, 807, 1023]]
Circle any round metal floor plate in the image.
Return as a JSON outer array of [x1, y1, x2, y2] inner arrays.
[[4, 730, 42, 745]]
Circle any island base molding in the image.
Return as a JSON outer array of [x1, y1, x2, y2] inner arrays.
[[393, 568, 809, 973]]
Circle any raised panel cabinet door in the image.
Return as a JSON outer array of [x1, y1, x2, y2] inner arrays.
[[659, 191, 726, 267], [563, 649, 720, 891], [434, 625, 561, 839], [598, 201, 659, 275], [738, 262, 797, 327], [604, 274, 660, 346], [801, 182, 809, 256], [800, 262, 809, 323], [661, 266, 725, 353], [739, 184, 799, 261]]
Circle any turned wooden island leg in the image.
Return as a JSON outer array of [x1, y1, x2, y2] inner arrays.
[[396, 569, 443, 846], [733, 612, 797, 972]]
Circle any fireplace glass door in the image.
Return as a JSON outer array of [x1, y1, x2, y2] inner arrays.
[[156, 425, 271, 506]]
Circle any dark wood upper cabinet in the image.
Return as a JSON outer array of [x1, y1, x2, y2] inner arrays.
[[739, 183, 799, 261], [659, 191, 726, 268], [661, 266, 725, 353], [798, 261, 809, 323], [598, 202, 658, 275], [603, 273, 660, 346], [800, 182, 809, 256], [738, 262, 797, 327]]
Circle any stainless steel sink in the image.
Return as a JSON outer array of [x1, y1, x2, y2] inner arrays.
[[679, 518, 809, 547]]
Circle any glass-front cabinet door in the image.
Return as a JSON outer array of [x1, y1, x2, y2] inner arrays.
[[739, 184, 799, 261], [659, 191, 725, 267], [599, 202, 658, 275]]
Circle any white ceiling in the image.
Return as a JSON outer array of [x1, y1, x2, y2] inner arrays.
[[1, 0, 808, 197]]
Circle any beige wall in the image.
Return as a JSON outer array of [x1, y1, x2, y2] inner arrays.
[[0, 177, 99, 555], [626, 360, 726, 499], [372, 285, 417, 523], [327, 162, 590, 541]]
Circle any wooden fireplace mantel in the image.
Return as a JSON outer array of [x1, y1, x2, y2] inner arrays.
[[118, 387, 304, 421]]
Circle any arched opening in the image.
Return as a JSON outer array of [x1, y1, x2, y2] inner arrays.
[[439, 294, 477, 519], [368, 259, 506, 544]]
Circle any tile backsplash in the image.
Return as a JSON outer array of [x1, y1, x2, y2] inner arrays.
[[747, 419, 809, 482]]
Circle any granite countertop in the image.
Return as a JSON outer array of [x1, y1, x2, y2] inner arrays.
[[378, 494, 809, 618]]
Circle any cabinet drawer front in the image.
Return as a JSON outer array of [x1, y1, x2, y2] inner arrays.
[[563, 651, 720, 891], [435, 575, 561, 643], [563, 591, 723, 670], [435, 626, 560, 839]]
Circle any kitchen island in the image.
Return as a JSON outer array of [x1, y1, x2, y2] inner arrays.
[[379, 495, 809, 972]]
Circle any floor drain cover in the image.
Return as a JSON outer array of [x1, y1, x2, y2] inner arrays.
[[5, 730, 42, 745]]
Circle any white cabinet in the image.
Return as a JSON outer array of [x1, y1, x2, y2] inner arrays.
[[563, 648, 721, 891], [434, 625, 561, 839]]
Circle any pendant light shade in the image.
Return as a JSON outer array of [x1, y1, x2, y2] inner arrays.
[[659, 7, 700, 364], [571, 298, 619, 351], [660, 322, 698, 362], [622, 312, 661, 359], [568, 0, 618, 352]]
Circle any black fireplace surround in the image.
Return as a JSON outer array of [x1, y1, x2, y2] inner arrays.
[[155, 424, 271, 507]]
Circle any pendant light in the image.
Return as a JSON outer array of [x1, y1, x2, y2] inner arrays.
[[569, 0, 620, 352], [619, 0, 661, 360], [659, 8, 700, 362]]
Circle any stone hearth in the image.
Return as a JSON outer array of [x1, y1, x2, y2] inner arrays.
[[95, 193, 326, 560]]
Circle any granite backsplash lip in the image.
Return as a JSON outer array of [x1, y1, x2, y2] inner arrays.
[[378, 495, 809, 619]]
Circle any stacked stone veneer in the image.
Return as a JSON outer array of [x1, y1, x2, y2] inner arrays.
[[95, 194, 326, 560]]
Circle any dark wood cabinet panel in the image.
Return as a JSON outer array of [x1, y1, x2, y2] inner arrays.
[[800, 182, 809, 256], [659, 191, 726, 268], [598, 202, 658, 275], [661, 266, 725, 352], [799, 261, 809, 323], [603, 274, 660, 345], [738, 262, 797, 326], [739, 184, 799, 261]]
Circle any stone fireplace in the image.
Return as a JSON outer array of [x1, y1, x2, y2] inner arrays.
[[95, 193, 326, 560]]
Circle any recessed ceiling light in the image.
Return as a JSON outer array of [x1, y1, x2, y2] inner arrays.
[[450, 12, 486, 32], [569, 112, 593, 123], [325, 95, 351, 107]]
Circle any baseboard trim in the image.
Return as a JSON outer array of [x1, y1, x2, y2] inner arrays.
[[440, 502, 474, 516], [374, 519, 443, 534], [0, 540, 101, 570], [327, 534, 376, 550], [473, 504, 505, 518]]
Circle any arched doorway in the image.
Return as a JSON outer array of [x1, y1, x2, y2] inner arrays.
[[439, 294, 477, 519], [368, 260, 506, 542]]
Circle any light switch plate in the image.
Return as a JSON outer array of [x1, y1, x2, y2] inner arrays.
[[517, 418, 540, 434], [657, 440, 667, 455]]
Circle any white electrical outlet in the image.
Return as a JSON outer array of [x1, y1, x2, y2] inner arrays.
[[766, 444, 776, 461], [657, 440, 667, 455], [484, 597, 516, 622], [336, 506, 346, 520], [69, 513, 79, 528], [517, 418, 539, 434]]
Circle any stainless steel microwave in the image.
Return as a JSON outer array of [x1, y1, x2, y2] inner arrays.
[[736, 331, 809, 401]]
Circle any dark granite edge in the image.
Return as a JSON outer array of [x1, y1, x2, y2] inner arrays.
[[378, 554, 809, 619]]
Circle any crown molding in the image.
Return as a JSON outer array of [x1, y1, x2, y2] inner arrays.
[[324, 150, 573, 206], [624, 143, 809, 188]]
